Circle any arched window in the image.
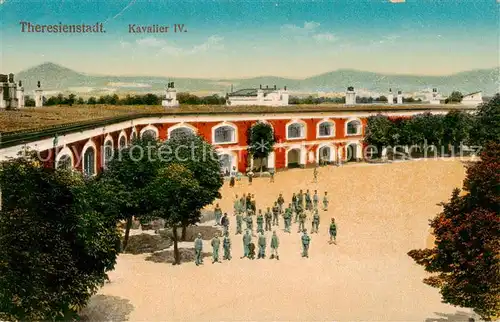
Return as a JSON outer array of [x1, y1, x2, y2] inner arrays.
[[142, 129, 157, 139], [346, 120, 361, 135], [287, 123, 304, 139], [119, 136, 126, 149], [56, 154, 72, 170], [83, 147, 95, 176], [213, 126, 235, 144], [103, 140, 113, 167], [131, 131, 138, 142], [170, 127, 194, 139], [318, 121, 334, 137]]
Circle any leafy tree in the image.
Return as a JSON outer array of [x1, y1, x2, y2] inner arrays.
[[102, 136, 161, 251], [0, 152, 120, 321], [247, 122, 275, 173], [445, 91, 463, 104], [364, 115, 393, 156], [77, 97, 85, 105], [24, 95, 35, 107], [87, 96, 97, 105], [442, 110, 474, 152], [156, 133, 223, 242], [469, 93, 500, 147], [408, 143, 500, 320]]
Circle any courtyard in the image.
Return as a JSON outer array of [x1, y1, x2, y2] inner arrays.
[[82, 158, 478, 321]]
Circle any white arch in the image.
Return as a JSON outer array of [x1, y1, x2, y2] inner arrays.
[[81, 139, 97, 176], [168, 122, 197, 139], [130, 127, 138, 141], [103, 134, 114, 148], [316, 119, 336, 138], [55, 146, 74, 169], [216, 149, 239, 173], [316, 143, 337, 163], [140, 125, 159, 138], [212, 122, 238, 144], [345, 117, 362, 136], [118, 130, 128, 147], [345, 140, 363, 160], [285, 119, 306, 140], [285, 145, 306, 166]]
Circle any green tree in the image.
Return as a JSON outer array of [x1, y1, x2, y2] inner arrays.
[[469, 93, 500, 147], [247, 122, 275, 173], [0, 153, 120, 321], [364, 115, 393, 156], [102, 136, 161, 251], [87, 96, 97, 105], [442, 110, 474, 153], [445, 91, 463, 104], [408, 143, 500, 320]]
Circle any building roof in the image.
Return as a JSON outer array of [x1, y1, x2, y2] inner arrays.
[[228, 88, 279, 97], [463, 91, 482, 97]]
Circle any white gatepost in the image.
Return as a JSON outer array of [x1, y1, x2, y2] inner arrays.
[[267, 151, 275, 171], [299, 146, 307, 168]]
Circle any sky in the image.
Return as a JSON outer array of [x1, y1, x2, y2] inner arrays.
[[0, 0, 498, 78]]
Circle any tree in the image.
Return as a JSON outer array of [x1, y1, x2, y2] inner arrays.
[[247, 122, 275, 173], [24, 95, 35, 107], [87, 96, 97, 105], [77, 97, 85, 105], [102, 136, 161, 251], [445, 91, 463, 104], [0, 152, 120, 321], [364, 115, 393, 156], [408, 143, 500, 320], [154, 133, 223, 244], [442, 110, 473, 153], [469, 93, 500, 147]]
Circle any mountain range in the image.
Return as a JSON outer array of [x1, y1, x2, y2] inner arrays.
[[10, 62, 500, 97]]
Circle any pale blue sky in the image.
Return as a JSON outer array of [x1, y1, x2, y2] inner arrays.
[[0, 0, 498, 78]]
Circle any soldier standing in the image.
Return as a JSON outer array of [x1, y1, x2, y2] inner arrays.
[[313, 190, 319, 210], [305, 189, 312, 211], [221, 213, 230, 235], [270, 231, 279, 260], [233, 194, 240, 214], [214, 203, 222, 226], [311, 209, 320, 233], [312, 166, 318, 183], [269, 168, 275, 183], [236, 211, 243, 234], [329, 218, 337, 245], [241, 230, 252, 259], [256, 210, 264, 234], [211, 232, 221, 264], [298, 208, 307, 233], [257, 232, 267, 259], [277, 193, 285, 214], [246, 193, 252, 212], [247, 169, 254, 185], [272, 202, 280, 226], [245, 212, 254, 235], [294, 202, 302, 223], [265, 207, 272, 231], [223, 231, 232, 260], [194, 233, 203, 266], [251, 194, 257, 213], [323, 191, 329, 211], [298, 189, 304, 208], [242, 193, 247, 211], [291, 193, 297, 213], [283, 204, 292, 233], [301, 229, 311, 258]]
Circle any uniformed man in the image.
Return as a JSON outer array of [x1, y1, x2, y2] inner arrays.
[[312, 166, 318, 183], [256, 210, 264, 234], [194, 233, 203, 266], [270, 230, 279, 260], [305, 189, 312, 211], [312, 209, 320, 233], [277, 193, 285, 214], [221, 213, 230, 235], [245, 212, 253, 232], [246, 193, 252, 212], [257, 232, 266, 259], [298, 208, 307, 233], [214, 203, 222, 226], [233, 194, 240, 214], [272, 202, 280, 226], [283, 204, 292, 233], [211, 232, 221, 264], [313, 190, 319, 210], [241, 230, 252, 259], [298, 189, 304, 208], [251, 194, 257, 213], [242, 193, 247, 211], [301, 229, 311, 258], [223, 231, 232, 260], [329, 217, 337, 245], [291, 193, 297, 213], [236, 211, 243, 234], [323, 191, 329, 211], [269, 169, 275, 183], [294, 202, 302, 223], [265, 207, 272, 231], [248, 241, 256, 260]]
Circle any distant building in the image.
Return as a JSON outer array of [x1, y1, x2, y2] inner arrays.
[[162, 82, 179, 108], [429, 88, 441, 105], [397, 90, 403, 104], [226, 85, 289, 106], [345, 86, 356, 105], [461, 91, 483, 106], [387, 88, 394, 105]]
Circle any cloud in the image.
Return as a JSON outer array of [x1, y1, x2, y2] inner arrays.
[[119, 40, 131, 48], [127, 35, 224, 56], [313, 33, 337, 43], [281, 21, 320, 35], [0, 0, 5, 4]]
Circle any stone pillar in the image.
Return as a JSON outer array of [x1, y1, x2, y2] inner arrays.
[[267, 151, 275, 172], [430, 88, 440, 105], [162, 81, 179, 108], [397, 91, 403, 104], [387, 88, 394, 105], [17, 80, 25, 108], [34, 81, 43, 107], [299, 145, 307, 168], [345, 86, 356, 105]]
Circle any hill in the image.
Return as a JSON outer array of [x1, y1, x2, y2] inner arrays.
[[13, 62, 499, 97]]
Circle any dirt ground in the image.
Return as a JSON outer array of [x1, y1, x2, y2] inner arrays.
[[83, 158, 480, 321]]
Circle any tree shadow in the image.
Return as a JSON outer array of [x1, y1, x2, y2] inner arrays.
[[425, 310, 478, 322], [146, 248, 212, 264], [80, 295, 134, 321]]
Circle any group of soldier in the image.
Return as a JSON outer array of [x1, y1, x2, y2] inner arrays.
[[193, 189, 338, 266]]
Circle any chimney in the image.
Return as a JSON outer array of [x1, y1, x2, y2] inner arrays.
[[274, 85, 276, 90], [18, 80, 22, 87], [266, 85, 269, 89], [260, 84, 262, 89], [284, 86, 287, 91], [37, 81, 41, 88]]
